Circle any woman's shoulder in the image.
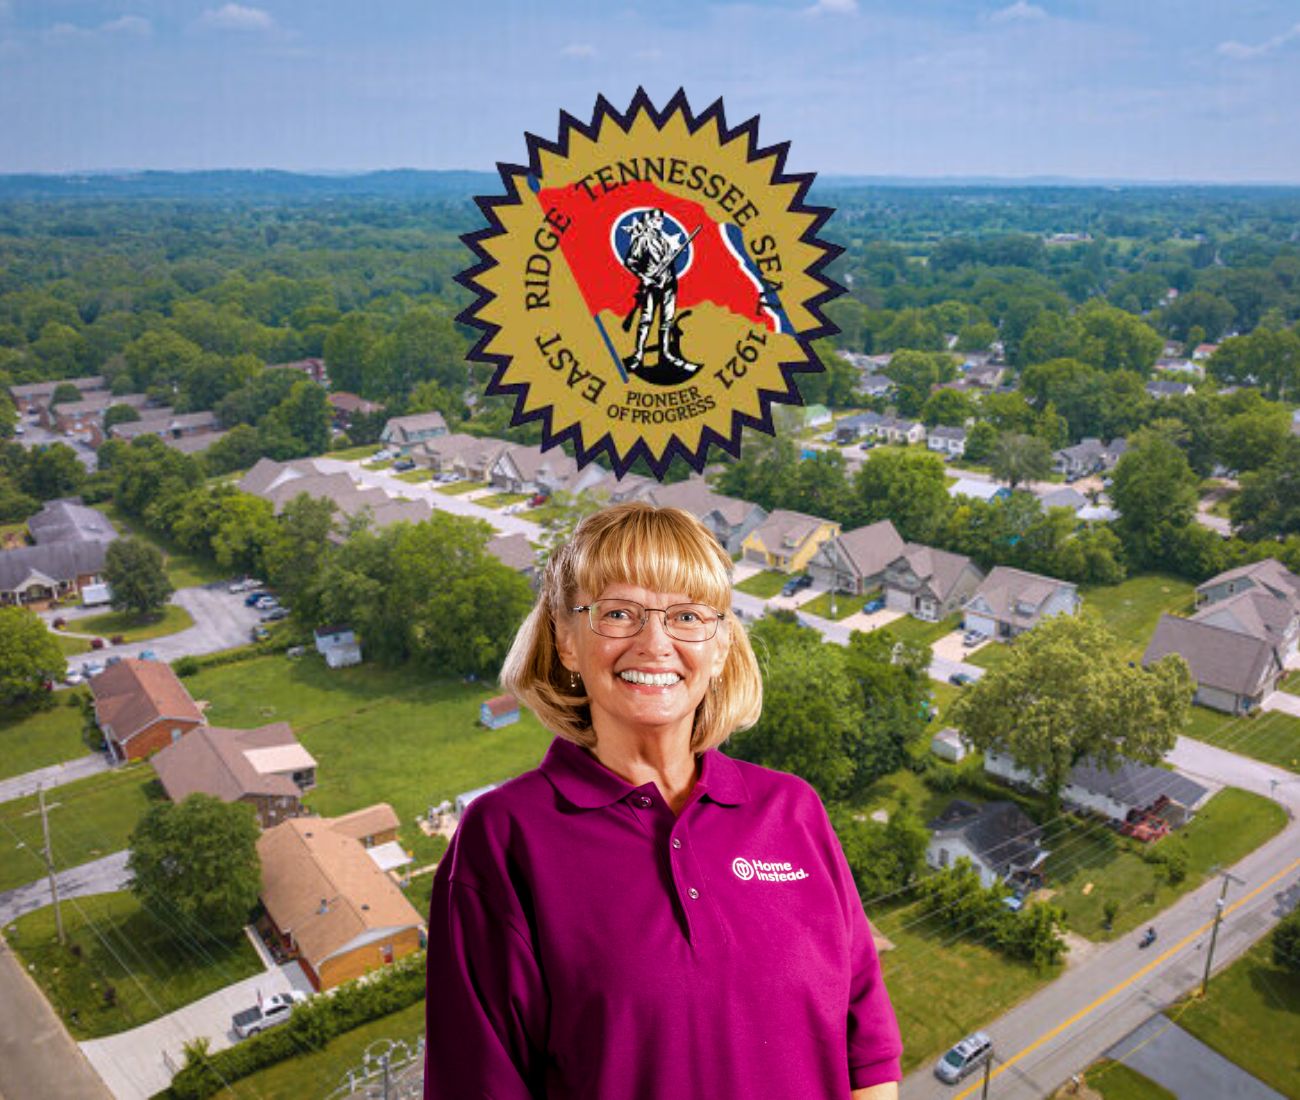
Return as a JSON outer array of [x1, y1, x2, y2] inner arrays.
[[709, 751, 825, 809]]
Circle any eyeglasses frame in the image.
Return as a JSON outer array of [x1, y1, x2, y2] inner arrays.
[[570, 600, 727, 642]]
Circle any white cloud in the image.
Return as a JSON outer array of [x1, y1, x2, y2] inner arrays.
[[560, 42, 596, 58], [806, 0, 858, 14], [990, 1, 1046, 23], [103, 15, 152, 36], [1217, 23, 1300, 61], [199, 4, 274, 32]]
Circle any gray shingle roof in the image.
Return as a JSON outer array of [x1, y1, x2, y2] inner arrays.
[[928, 800, 1047, 877], [1068, 757, 1208, 810], [1143, 614, 1278, 697]]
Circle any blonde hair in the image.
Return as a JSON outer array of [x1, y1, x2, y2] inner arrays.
[[501, 501, 763, 751]]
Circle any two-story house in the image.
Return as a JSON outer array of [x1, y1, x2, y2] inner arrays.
[[962, 567, 1080, 641]]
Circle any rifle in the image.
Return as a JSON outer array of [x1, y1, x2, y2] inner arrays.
[[621, 225, 701, 332]]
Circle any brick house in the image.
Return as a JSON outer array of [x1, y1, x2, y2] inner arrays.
[[92, 659, 205, 762]]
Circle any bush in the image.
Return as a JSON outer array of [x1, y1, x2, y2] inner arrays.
[[167, 953, 427, 1099], [172, 656, 200, 678], [1273, 908, 1300, 973]]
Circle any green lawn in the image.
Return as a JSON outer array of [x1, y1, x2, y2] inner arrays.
[[363, 457, 395, 470], [1184, 706, 1300, 773], [186, 655, 554, 876], [6, 891, 262, 1040], [1280, 669, 1300, 696], [476, 491, 530, 508], [1085, 1060, 1176, 1100], [210, 1000, 426, 1099], [51, 631, 94, 657], [734, 570, 790, 599], [1046, 788, 1286, 940], [324, 443, 381, 461], [72, 604, 194, 643], [874, 614, 960, 651], [1175, 939, 1300, 1099], [1080, 574, 1197, 662], [436, 479, 489, 495], [94, 504, 227, 590], [875, 897, 1059, 1074], [395, 469, 433, 483], [966, 640, 1013, 671], [0, 767, 157, 893], [0, 701, 91, 782], [799, 590, 862, 621]]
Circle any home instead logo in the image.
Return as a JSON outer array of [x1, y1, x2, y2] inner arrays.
[[731, 857, 810, 883]]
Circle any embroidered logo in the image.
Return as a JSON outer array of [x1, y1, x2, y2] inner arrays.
[[732, 856, 809, 883], [458, 87, 842, 478]]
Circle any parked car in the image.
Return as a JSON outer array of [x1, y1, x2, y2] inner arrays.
[[105, 655, 122, 668], [435, 472, 461, 483], [90, 637, 105, 650], [231, 990, 307, 1040], [138, 649, 158, 661], [80, 661, 105, 678], [862, 598, 886, 614], [934, 1031, 993, 1084], [781, 574, 813, 597], [371, 448, 394, 461], [261, 607, 289, 622], [529, 493, 550, 507], [962, 630, 986, 647], [244, 591, 273, 606], [393, 458, 416, 472], [948, 672, 974, 687], [65, 671, 85, 686], [253, 596, 279, 611]]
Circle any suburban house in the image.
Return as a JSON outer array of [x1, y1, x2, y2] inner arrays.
[[965, 363, 1007, 389], [488, 444, 607, 498], [9, 375, 107, 416], [485, 533, 540, 584], [413, 433, 510, 481], [985, 751, 1210, 826], [806, 520, 907, 596], [327, 392, 383, 431], [835, 412, 884, 444], [1193, 343, 1219, 362], [962, 567, 1080, 641], [947, 478, 1010, 503], [741, 509, 841, 574], [1154, 357, 1204, 379], [329, 803, 401, 848], [642, 477, 768, 556], [871, 415, 927, 446], [239, 458, 431, 533], [927, 425, 968, 459], [1146, 379, 1195, 400], [1052, 437, 1128, 481], [49, 392, 153, 447], [268, 357, 329, 386], [799, 404, 833, 429], [857, 374, 894, 398], [882, 544, 985, 622], [151, 722, 317, 829], [92, 658, 205, 762], [315, 625, 362, 669], [380, 411, 449, 454], [1036, 487, 1089, 516], [1196, 558, 1300, 617], [925, 800, 1049, 891], [257, 810, 424, 990], [480, 694, 521, 729], [109, 410, 221, 448], [1, 498, 117, 608]]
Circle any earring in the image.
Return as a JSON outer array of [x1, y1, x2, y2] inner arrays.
[[569, 670, 580, 690]]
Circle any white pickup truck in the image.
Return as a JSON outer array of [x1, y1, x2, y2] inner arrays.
[[231, 990, 307, 1039]]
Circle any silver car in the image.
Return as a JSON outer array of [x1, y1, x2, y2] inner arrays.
[[935, 1031, 992, 1084]]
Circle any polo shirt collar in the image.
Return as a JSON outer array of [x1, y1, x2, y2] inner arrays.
[[540, 737, 750, 809]]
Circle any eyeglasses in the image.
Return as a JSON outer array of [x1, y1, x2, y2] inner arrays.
[[571, 599, 725, 642]]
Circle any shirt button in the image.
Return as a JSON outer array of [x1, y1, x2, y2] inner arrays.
[[636, 795, 653, 808], [688, 887, 700, 899], [672, 838, 682, 850]]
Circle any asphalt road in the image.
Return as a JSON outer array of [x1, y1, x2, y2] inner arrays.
[[900, 746, 1300, 1099], [0, 851, 131, 925], [0, 754, 110, 805]]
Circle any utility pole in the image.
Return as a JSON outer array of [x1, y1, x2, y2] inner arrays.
[[1201, 870, 1244, 996], [981, 1053, 993, 1099], [38, 786, 65, 945]]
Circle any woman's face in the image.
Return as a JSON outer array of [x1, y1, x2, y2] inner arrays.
[[556, 580, 729, 747]]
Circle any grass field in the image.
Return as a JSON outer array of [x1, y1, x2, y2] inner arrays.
[[1080, 574, 1197, 662], [1045, 788, 1286, 939], [324, 443, 380, 461], [1085, 1059, 1176, 1100], [73, 604, 194, 643], [1184, 705, 1300, 773], [874, 613, 960, 651], [476, 491, 530, 508], [395, 469, 432, 483], [94, 503, 227, 590], [798, 590, 862, 620], [1280, 669, 1300, 695], [211, 1000, 426, 1099], [0, 767, 157, 893], [51, 631, 94, 656], [0, 700, 90, 781], [435, 479, 488, 495], [1175, 939, 1300, 1099], [966, 640, 1013, 671], [6, 891, 262, 1040], [734, 570, 790, 598]]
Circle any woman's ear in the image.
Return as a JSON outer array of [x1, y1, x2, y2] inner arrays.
[[554, 608, 579, 673]]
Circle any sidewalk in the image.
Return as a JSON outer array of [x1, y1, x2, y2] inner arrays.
[[0, 754, 110, 806]]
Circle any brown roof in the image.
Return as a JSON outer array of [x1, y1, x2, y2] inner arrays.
[[898, 543, 981, 604], [327, 392, 382, 415], [750, 508, 836, 553], [152, 723, 309, 805], [483, 694, 520, 718], [329, 803, 400, 842], [646, 476, 757, 527], [91, 659, 203, 744], [257, 815, 423, 969]]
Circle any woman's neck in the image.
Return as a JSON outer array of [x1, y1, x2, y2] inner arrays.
[[590, 729, 699, 814]]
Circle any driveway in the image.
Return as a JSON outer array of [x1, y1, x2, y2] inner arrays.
[[0, 851, 131, 924], [1105, 1014, 1285, 1100], [79, 961, 313, 1100], [0, 753, 110, 805], [1260, 689, 1300, 718], [932, 629, 988, 665]]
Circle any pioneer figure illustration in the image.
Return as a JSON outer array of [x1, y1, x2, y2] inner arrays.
[[620, 209, 701, 376]]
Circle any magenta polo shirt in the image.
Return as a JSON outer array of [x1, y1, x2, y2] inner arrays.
[[424, 737, 902, 1099]]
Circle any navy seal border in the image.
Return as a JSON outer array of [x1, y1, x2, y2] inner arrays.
[[455, 87, 845, 480]]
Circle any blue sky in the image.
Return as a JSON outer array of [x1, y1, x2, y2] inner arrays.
[[0, 1, 1297, 180]]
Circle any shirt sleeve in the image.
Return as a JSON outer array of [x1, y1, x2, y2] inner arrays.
[[424, 833, 548, 1100], [826, 804, 904, 1089]]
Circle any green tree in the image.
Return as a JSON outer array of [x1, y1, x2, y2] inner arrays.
[[127, 795, 261, 940], [104, 536, 174, 615], [0, 394, 16, 439], [49, 382, 82, 407], [103, 404, 142, 432], [852, 448, 952, 542], [1273, 907, 1300, 974], [886, 350, 956, 417], [963, 421, 999, 464], [950, 614, 1193, 809], [1231, 438, 1300, 540], [202, 424, 263, 476], [1218, 408, 1291, 474], [1110, 429, 1200, 569], [990, 432, 1053, 489], [920, 388, 976, 428], [0, 606, 66, 709], [263, 493, 339, 622], [21, 443, 85, 500]]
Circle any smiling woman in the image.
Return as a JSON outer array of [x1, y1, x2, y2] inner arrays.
[[423, 502, 903, 1100]]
